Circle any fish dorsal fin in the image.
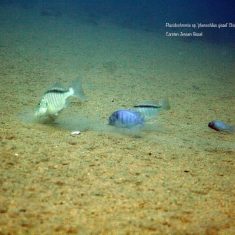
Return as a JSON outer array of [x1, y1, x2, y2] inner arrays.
[[134, 99, 170, 110], [133, 104, 161, 108], [45, 82, 68, 94], [134, 100, 161, 108]]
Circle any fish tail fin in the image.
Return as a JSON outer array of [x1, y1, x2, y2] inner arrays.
[[71, 78, 87, 101], [229, 125, 235, 133], [159, 98, 170, 110]]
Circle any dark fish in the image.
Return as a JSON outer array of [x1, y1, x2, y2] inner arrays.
[[208, 120, 235, 133], [108, 109, 144, 128]]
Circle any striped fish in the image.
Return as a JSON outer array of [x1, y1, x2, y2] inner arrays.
[[35, 79, 85, 120], [108, 109, 144, 128]]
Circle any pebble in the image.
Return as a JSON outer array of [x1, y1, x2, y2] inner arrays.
[[70, 131, 81, 136]]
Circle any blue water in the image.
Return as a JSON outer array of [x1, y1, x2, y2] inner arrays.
[[1, 0, 235, 43]]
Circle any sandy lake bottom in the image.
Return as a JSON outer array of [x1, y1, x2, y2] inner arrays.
[[0, 5, 235, 235]]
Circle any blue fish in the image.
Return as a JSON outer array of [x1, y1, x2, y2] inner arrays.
[[108, 109, 144, 128], [208, 120, 235, 133]]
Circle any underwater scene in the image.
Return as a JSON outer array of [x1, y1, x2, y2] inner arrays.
[[0, 0, 235, 234]]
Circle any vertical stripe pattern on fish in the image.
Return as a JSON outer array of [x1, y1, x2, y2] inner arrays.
[[35, 79, 85, 119], [108, 109, 144, 128]]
